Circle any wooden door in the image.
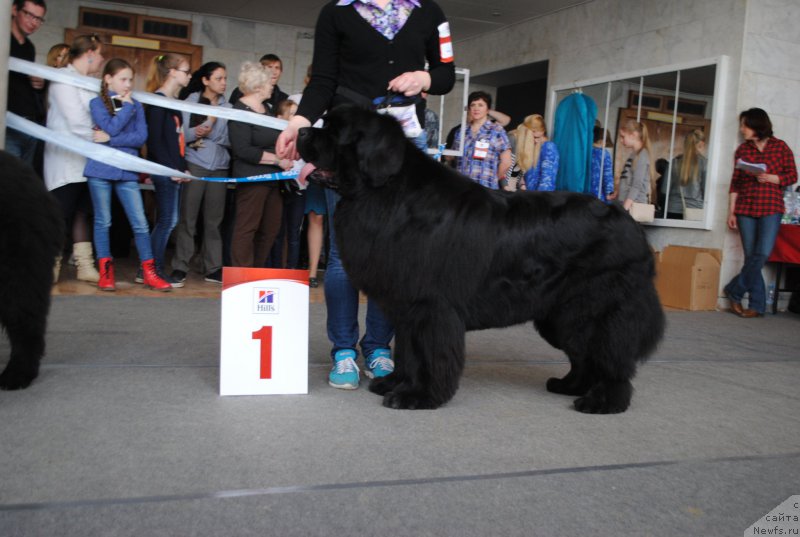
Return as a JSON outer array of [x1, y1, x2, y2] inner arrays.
[[64, 29, 203, 92]]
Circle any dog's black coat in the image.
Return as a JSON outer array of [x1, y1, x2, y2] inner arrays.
[[298, 106, 665, 413], [0, 150, 63, 390]]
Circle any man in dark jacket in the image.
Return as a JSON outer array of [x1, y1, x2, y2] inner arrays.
[[229, 53, 289, 112], [6, 0, 47, 165]]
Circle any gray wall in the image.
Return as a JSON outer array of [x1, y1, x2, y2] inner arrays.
[[28, 0, 314, 96], [451, 0, 800, 304]]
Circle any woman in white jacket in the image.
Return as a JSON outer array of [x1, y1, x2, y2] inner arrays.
[[44, 34, 105, 283]]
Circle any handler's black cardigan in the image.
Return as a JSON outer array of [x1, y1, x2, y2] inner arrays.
[[297, 0, 456, 124], [145, 92, 187, 173]]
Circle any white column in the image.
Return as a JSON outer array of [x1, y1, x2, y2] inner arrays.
[[0, 0, 12, 148]]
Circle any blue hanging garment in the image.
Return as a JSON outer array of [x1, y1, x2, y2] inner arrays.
[[553, 93, 597, 193]]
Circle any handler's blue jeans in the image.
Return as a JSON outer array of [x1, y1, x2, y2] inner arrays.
[[150, 175, 181, 270], [725, 213, 782, 314], [324, 187, 394, 360], [88, 178, 152, 261], [321, 132, 427, 360]]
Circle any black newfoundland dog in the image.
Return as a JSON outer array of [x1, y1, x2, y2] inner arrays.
[[0, 150, 63, 390], [298, 106, 664, 413]]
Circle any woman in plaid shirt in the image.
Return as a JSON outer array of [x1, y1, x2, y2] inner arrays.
[[724, 108, 798, 318], [453, 91, 511, 190]]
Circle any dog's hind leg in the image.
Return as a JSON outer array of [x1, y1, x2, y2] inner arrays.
[[536, 318, 593, 396], [572, 341, 638, 414], [573, 290, 664, 414], [377, 304, 465, 410]]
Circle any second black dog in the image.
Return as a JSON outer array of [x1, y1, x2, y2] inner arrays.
[[0, 150, 63, 390]]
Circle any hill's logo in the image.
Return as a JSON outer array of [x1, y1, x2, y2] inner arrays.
[[253, 288, 278, 314]]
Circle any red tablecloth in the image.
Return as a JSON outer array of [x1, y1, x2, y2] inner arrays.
[[769, 224, 800, 264]]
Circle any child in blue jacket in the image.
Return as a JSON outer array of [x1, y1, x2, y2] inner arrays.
[[84, 58, 170, 291]]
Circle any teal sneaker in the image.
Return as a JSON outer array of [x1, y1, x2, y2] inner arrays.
[[328, 349, 359, 390], [364, 348, 394, 379]]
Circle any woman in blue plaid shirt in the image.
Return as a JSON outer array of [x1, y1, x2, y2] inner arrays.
[[453, 91, 511, 189]]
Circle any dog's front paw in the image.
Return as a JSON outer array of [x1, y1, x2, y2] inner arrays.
[[382, 390, 440, 410], [0, 364, 38, 391]]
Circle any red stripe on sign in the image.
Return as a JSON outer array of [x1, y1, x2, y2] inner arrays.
[[222, 267, 308, 291], [252, 326, 273, 379]]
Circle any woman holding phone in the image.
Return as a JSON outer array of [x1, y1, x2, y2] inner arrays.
[[84, 59, 171, 291]]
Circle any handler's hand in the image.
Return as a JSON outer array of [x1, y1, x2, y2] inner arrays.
[[388, 71, 431, 97], [277, 115, 312, 160], [623, 198, 633, 211], [728, 213, 738, 230]]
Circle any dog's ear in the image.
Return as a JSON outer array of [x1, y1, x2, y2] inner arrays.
[[355, 114, 405, 187]]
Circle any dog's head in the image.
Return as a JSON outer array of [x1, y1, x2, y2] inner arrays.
[[297, 104, 407, 196]]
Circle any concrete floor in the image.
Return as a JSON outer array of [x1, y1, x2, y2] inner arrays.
[[1, 259, 799, 536]]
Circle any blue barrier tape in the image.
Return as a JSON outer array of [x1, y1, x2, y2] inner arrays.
[[203, 171, 299, 183]]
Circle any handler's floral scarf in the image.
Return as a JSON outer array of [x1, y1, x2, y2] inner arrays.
[[337, 0, 421, 40]]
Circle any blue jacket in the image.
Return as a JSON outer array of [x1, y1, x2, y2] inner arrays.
[[523, 141, 559, 191], [84, 94, 148, 181]]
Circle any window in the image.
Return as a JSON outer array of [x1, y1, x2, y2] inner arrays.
[[549, 56, 728, 229]]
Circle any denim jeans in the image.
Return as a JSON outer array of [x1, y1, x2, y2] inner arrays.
[[725, 213, 782, 314], [88, 178, 152, 261], [4, 127, 38, 166], [322, 133, 427, 360], [150, 175, 181, 270], [324, 187, 394, 360]]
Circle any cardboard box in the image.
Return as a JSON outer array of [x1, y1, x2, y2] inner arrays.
[[655, 245, 722, 311]]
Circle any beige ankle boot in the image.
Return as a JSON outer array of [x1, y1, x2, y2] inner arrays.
[[73, 242, 100, 283], [53, 255, 62, 285]]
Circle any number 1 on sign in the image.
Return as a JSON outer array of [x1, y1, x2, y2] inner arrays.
[[251, 326, 273, 379]]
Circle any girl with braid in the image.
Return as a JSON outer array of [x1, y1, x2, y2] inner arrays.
[[84, 59, 171, 291]]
